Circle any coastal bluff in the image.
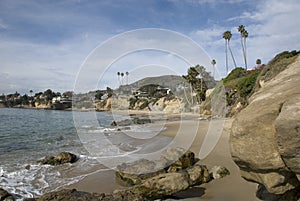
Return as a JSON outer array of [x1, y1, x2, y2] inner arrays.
[[230, 55, 300, 200]]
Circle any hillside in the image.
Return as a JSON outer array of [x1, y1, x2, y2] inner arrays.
[[128, 75, 185, 92], [201, 50, 300, 117]]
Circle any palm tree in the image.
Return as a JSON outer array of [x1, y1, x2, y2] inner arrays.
[[238, 25, 249, 70], [117, 72, 121, 86], [256, 58, 262, 67], [125, 71, 129, 85], [121, 72, 124, 85], [223, 32, 229, 74], [211, 59, 216, 77], [223, 31, 237, 70], [242, 30, 248, 69]]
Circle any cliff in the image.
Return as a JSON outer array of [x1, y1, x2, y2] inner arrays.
[[230, 54, 300, 200]]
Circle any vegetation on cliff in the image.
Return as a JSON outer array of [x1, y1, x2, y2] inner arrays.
[[202, 50, 299, 117]]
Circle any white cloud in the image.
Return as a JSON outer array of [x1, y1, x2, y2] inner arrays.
[[190, 0, 300, 75]]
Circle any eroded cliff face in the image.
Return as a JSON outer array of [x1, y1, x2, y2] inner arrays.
[[230, 56, 300, 200]]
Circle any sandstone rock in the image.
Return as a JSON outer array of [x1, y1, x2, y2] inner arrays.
[[210, 166, 230, 180], [116, 148, 196, 186], [0, 188, 14, 201], [160, 148, 195, 172], [116, 159, 164, 186], [130, 164, 210, 199], [230, 55, 300, 196], [39, 152, 78, 165]]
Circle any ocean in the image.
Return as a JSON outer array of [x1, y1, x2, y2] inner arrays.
[[0, 108, 170, 200]]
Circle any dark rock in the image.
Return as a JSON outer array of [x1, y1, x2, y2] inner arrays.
[[111, 121, 117, 126], [0, 188, 14, 201], [115, 119, 133, 126], [38, 152, 78, 165], [25, 165, 31, 170]]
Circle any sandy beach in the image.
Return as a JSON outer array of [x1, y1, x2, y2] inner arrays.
[[69, 114, 257, 200]]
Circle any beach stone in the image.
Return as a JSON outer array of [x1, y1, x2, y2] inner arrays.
[[111, 121, 117, 126], [230, 55, 300, 196], [186, 163, 210, 185], [210, 166, 230, 180], [0, 188, 14, 201], [38, 152, 78, 165], [161, 148, 195, 172]]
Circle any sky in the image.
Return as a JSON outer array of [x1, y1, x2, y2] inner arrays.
[[0, 0, 299, 94]]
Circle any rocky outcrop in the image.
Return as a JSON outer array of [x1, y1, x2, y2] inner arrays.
[[95, 97, 112, 111], [230, 55, 300, 200], [27, 148, 230, 201], [116, 148, 196, 186], [38, 152, 78, 165], [0, 188, 14, 201], [115, 148, 229, 200]]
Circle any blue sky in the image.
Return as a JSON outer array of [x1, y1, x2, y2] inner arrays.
[[0, 0, 299, 94]]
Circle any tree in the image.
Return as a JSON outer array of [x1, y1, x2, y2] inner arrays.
[[29, 90, 33, 97], [117, 72, 121, 86], [211, 59, 216, 77], [256, 59, 262, 67], [238, 25, 248, 69], [126, 71, 129, 85], [121, 72, 124, 85], [182, 65, 209, 103], [223, 30, 237, 73]]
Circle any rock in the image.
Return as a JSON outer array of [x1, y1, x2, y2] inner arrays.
[[39, 152, 78, 165], [186, 163, 210, 185], [129, 164, 210, 199], [161, 148, 195, 172], [210, 166, 230, 180], [132, 172, 190, 199], [24, 189, 105, 201], [116, 148, 196, 186], [116, 159, 164, 186], [115, 119, 133, 126], [0, 188, 14, 201], [111, 121, 117, 126], [230, 55, 300, 197]]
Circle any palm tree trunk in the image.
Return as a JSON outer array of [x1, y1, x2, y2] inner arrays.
[[244, 37, 248, 70], [241, 36, 247, 69], [225, 40, 228, 75], [228, 41, 237, 68]]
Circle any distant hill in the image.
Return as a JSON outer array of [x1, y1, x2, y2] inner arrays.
[[116, 75, 186, 95], [129, 75, 185, 91]]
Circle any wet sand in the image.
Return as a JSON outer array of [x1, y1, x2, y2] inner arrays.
[[68, 115, 257, 200]]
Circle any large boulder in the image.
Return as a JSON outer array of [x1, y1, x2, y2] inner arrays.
[[38, 152, 78, 165], [116, 148, 195, 186], [123, 164, 210, 199], [230, 55, 300, 198]]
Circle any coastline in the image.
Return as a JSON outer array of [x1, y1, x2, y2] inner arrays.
[[68, 114, 257, 200]]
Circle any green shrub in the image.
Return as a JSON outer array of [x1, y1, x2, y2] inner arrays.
[[223, 67, 247, 84], [237, 70, 260, 97]]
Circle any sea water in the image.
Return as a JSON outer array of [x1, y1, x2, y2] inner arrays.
[[0, 108, 170, 200]]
